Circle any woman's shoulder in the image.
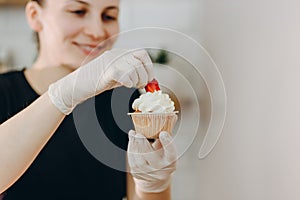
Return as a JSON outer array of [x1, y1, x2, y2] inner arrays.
[[0, 68, 36, 93], [0, 68, 34, 98], [0, 70, 23, 122], [0, 68, 38, 123], [0, 68, 25, 87]]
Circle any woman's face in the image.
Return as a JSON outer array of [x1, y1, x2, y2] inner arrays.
[[37, 0, 120, 69]]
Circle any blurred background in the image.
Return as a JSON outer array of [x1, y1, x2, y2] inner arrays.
[[1, 0, 300, 199]]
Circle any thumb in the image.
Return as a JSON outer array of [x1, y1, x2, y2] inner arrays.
[[159, 131, 177, 163]]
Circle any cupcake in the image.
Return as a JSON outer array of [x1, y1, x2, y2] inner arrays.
[[128, 79, 178, 139]]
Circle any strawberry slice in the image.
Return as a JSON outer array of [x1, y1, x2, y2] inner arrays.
[[145, 79, 161, 92]]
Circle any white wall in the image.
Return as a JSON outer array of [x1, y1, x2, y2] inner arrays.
[[196, 0, 300, 200], [119, 0, 200, 37]]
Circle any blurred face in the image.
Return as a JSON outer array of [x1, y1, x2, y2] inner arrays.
[[37, 0, 120, 69]]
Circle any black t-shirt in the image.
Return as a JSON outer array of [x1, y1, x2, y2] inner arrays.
[[0, 69, 139, 200]]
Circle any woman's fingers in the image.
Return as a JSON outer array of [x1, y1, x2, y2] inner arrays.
[[132, 50, 154, 82], [128, 130, 177, 172], [114, 51, 153, 88], [126, 55, 148, 88]]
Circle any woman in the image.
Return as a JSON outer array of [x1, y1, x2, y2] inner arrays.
[[0, 0, 176, 199]]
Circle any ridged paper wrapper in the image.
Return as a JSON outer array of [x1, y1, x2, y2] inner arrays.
[[128, 112, 178, 139]]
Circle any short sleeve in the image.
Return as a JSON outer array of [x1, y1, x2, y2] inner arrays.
[[0, 80, 10, 124]]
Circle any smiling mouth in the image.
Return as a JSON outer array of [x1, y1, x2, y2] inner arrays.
[[74, 42, 108, 56]]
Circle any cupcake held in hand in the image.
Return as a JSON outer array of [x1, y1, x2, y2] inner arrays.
[[128, 79, 178, 139]]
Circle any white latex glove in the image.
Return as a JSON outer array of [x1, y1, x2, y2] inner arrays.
[[48, 49, 154, 114], [127, 130, 177, 193]]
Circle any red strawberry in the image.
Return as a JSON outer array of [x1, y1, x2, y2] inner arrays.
[[145, 79, 161, 92]]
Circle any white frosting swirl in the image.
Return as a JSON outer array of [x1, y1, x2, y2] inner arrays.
[[132, 91, 175, 113]]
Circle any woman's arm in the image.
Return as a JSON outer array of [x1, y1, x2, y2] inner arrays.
[[127, 173, 171, 200], [0, 92, 65, 193]]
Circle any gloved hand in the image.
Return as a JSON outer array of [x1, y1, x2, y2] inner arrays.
[[127, 130, 177, 193], [48, 49, 154, 115]]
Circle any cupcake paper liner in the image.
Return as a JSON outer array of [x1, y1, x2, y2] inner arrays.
[[128, 112, 178, 139]]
